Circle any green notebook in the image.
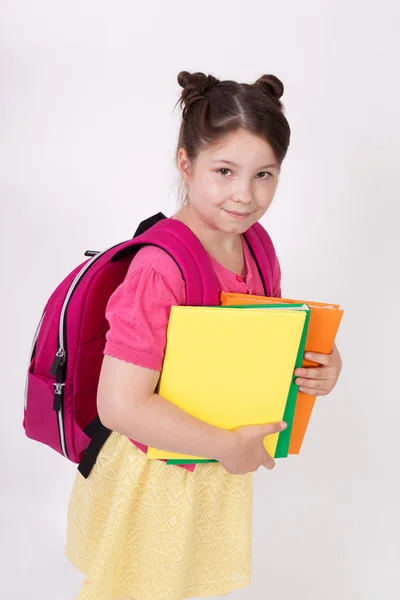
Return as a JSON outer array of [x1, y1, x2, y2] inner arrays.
[[167, 459, 218, 465], [167, 303, 310, 465], [226, 304, 311, 458]]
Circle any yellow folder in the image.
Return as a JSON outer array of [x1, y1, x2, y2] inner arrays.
[[147, 305, 308, 461]]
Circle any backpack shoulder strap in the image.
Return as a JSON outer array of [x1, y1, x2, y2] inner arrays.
[[243, 221, 281, 297], [112, 215, 280, 301], [111, 217, 220, 306]]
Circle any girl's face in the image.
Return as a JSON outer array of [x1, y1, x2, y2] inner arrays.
[[178, 128, 280, 235]]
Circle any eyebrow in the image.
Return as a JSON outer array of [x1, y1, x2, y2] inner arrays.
[[211, 159, 278, 169]]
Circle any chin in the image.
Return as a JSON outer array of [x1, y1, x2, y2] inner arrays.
[[218, 221, 252, 235]]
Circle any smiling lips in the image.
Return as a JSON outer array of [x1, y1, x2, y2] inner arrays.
[[224, 209, 251, 219]]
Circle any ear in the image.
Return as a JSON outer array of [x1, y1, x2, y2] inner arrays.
[[177, 147, 193, 184]]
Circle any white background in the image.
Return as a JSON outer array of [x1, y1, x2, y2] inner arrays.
[[1, 1, 399, 599]]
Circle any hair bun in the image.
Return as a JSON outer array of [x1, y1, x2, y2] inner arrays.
[[177, 71, 193, 89], [254, 74, 284, 108], [177, 71, 220, 118], [177, 71, 219, 95]]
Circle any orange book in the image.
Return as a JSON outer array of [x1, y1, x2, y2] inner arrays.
[[220, 292, 344, 454]]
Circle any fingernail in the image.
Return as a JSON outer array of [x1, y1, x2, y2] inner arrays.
[[280, 422, 287, 430]]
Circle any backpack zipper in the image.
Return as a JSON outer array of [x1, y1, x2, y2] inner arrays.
[[49, 242, 123, 459], [24, 309, 47, 411]]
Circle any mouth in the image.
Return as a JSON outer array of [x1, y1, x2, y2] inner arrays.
[[223, 209, 252, 219]]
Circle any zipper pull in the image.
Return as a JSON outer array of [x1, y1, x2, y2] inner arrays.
[[53, 383, 65, 411], [50, 348, 65, 375]]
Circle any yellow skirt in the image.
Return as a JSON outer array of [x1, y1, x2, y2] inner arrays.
[[66, 431, 253, 600]]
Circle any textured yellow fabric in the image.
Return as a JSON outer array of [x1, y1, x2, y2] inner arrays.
[[66, 431, 253, 600]]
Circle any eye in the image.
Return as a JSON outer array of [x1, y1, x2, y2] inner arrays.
[[217, 168, 232, 176], [257, 171, 273, 180]]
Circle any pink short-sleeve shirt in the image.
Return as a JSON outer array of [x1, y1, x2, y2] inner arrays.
[[103, 233, 281, 471]]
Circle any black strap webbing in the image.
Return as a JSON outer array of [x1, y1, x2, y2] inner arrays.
[[77, 416, 112, 479], [133, 212, 166, 237]]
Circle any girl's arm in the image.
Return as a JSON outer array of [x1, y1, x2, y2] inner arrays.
[[97, 249, 283, 473], [97, 354, 235, 461]]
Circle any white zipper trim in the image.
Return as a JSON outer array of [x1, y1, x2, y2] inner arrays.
[[55, 243, 121, 458], [58, 245, 116, 349], [57, 410, 68, 457]]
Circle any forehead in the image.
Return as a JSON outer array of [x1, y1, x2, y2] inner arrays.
[[200, 128, 277, 165]]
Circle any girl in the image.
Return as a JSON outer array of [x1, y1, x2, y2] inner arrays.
[[66, 71, 342, 600]]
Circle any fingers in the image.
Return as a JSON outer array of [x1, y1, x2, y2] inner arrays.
[[295, 377, 330, 390], [260, 421, 287, 436], [296, 376, 333, 395], [294, 367, 334, 380], [299, 386, 328, 396], [263, 456, 275, 470], [259, 423, 281, 470], [294, 365, 335, 394], [304, 351, 331, 366]]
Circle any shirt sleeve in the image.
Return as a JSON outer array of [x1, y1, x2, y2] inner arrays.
[[103, 247, 186, 371]]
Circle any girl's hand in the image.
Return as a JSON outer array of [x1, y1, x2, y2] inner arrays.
[[217, 421, 287, 475], [294, 342, 343, 396]]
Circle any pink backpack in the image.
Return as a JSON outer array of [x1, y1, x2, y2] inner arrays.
[[23, 213, 280, 477]]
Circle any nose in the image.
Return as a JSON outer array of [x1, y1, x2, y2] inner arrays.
[[231, 181, 253, 205]]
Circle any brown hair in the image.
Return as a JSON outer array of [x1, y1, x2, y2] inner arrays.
[[174, 71, 291, 204]]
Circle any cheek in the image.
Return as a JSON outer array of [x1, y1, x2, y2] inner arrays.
[[210, 180, 231, 207], [193, 176, 226, 208], [257, 184, 277, 208]]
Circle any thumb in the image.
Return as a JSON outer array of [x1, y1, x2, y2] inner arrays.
[[259, 421, 287, 437]]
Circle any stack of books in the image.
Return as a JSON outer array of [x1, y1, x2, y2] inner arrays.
[[146, 293, 344, 464]]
